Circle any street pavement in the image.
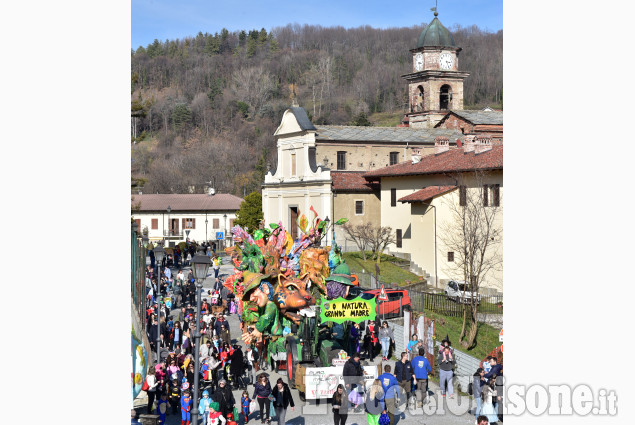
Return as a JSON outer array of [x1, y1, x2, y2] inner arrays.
[[134, 253, 478, 425]]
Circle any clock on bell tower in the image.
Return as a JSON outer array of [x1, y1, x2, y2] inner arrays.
[[402, 12, 470, 128]]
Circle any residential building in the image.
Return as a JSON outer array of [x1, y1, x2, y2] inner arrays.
[[363, 137, 503, 291], [131, 193, 242, 247]]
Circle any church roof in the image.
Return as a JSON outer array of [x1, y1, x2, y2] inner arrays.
[[290, 107, 317, 131], [442, 110, 504, 125], [314, 125, 461, 144], [417, 13, 456, 48]]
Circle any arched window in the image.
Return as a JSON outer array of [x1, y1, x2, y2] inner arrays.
[[416, 85, 424, 112], [440, 84, 452, 110]]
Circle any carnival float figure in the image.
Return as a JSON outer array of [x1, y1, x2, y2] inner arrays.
[[223, 208, 349, 365]]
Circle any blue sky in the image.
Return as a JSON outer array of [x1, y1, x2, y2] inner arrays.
[[132, 0, 503, 49]]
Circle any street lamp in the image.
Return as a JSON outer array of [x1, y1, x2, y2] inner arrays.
[[167, 206, 172, 241], [190, 246, 211, 425], [153, 245, 165, 365], [223, 213, 228, 250]]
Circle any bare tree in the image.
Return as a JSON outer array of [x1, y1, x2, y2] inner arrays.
[[439, 171, 502, 349], [231, 66, 275, 117], [361, 225, 396, 264], [341, 222, 371, 260]]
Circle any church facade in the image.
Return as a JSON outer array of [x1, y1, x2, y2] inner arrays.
[[262, 13, 502, 290]]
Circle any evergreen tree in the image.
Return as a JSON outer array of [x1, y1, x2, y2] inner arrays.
[[246, 37, 257, 58], [233, 191, 263, 233]]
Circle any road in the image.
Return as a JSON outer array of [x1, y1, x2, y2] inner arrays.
[[135, 254, 478, 425]]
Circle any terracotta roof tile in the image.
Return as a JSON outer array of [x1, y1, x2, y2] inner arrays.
[[131, 194, 243, 211], [363, 145, 502, 180], [331, 172, 378, 192], [399, 186, 457, 203]]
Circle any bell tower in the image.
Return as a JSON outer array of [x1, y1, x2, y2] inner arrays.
[[402, 11, 470, 128]]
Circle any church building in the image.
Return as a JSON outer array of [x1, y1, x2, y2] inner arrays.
[[261, 13, 501, 282]]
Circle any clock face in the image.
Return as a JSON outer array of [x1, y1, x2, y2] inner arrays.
[[439, 52, 454, 70], [414, 53, 424, 71]]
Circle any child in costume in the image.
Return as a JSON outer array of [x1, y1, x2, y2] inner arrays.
[[181, 389, 193, 425], [198, 390, 212, 425], [157, 392, 170, 425], [240, 390, 251, 424], [209, 402, 226, 425], [169, 378, 181, 414]]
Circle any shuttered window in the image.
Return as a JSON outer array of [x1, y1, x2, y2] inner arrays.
[[483, 185, 489, 207], [355, 200, 364, 215], [391, 188, 397, 207], [448, 252, 454, 262], [183, 218, 195, 229], [459, 185, 467, 206], [492, 184, 500, 206], [213, 218, 219, 229], [337, 151, 347, 170], [151, 218, 158, 229], [396, 229, 402, 248], [389, 152, 399, 166]]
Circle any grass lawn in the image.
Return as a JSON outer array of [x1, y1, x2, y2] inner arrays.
[[343, 251, 422, 285], [422, 309, 501, 361]]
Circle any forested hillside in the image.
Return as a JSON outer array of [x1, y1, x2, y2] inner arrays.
[[131, 23, 502, 195]]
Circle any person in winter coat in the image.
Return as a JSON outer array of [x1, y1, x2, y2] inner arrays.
[[271, 378, 295, 425], [331, 384, 350, 425], [213, 379, 236, 419], [437, 346, 456, 398], [342, 353, 364, 393], [378, 321, 394, 361], [252, 373, 273, 424], [145, 368, 160, 414], [219, 324, 231, 347], [229, 346, 245, 389], [473, 368, 486, 420], [393, 352, 415, 402]]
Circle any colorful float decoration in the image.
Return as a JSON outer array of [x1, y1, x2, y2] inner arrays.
[[223, 209, 350, 354]]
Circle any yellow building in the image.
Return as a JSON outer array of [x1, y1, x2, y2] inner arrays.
[[364, 138, 503, 292]]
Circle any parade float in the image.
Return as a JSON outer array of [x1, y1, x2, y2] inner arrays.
[[223, 209, 379, 400]]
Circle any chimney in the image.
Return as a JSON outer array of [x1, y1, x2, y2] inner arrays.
[[434, 136, 449, 155], [475, 135, 493, 154], [411, 147, 422, 164], [463, 135, 476, 153]]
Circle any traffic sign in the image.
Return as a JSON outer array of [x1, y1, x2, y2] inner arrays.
[[185, 230, 190, 237], [378, 284, 388, 301], [499, 328, 503, 342], [216, 232, 224, 240]]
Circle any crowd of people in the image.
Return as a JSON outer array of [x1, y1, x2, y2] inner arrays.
[[139, 244, 502, 425]]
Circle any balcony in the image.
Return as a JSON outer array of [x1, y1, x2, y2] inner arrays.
[[163, 230, 183, 238]]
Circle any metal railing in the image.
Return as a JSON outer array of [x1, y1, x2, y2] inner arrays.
[[410, 291, 503, 317], [131, 224, 147, 329]]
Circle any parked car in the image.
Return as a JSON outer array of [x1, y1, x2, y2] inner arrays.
[[359, 288, 412, 318], [444, 280, 482, 304]]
